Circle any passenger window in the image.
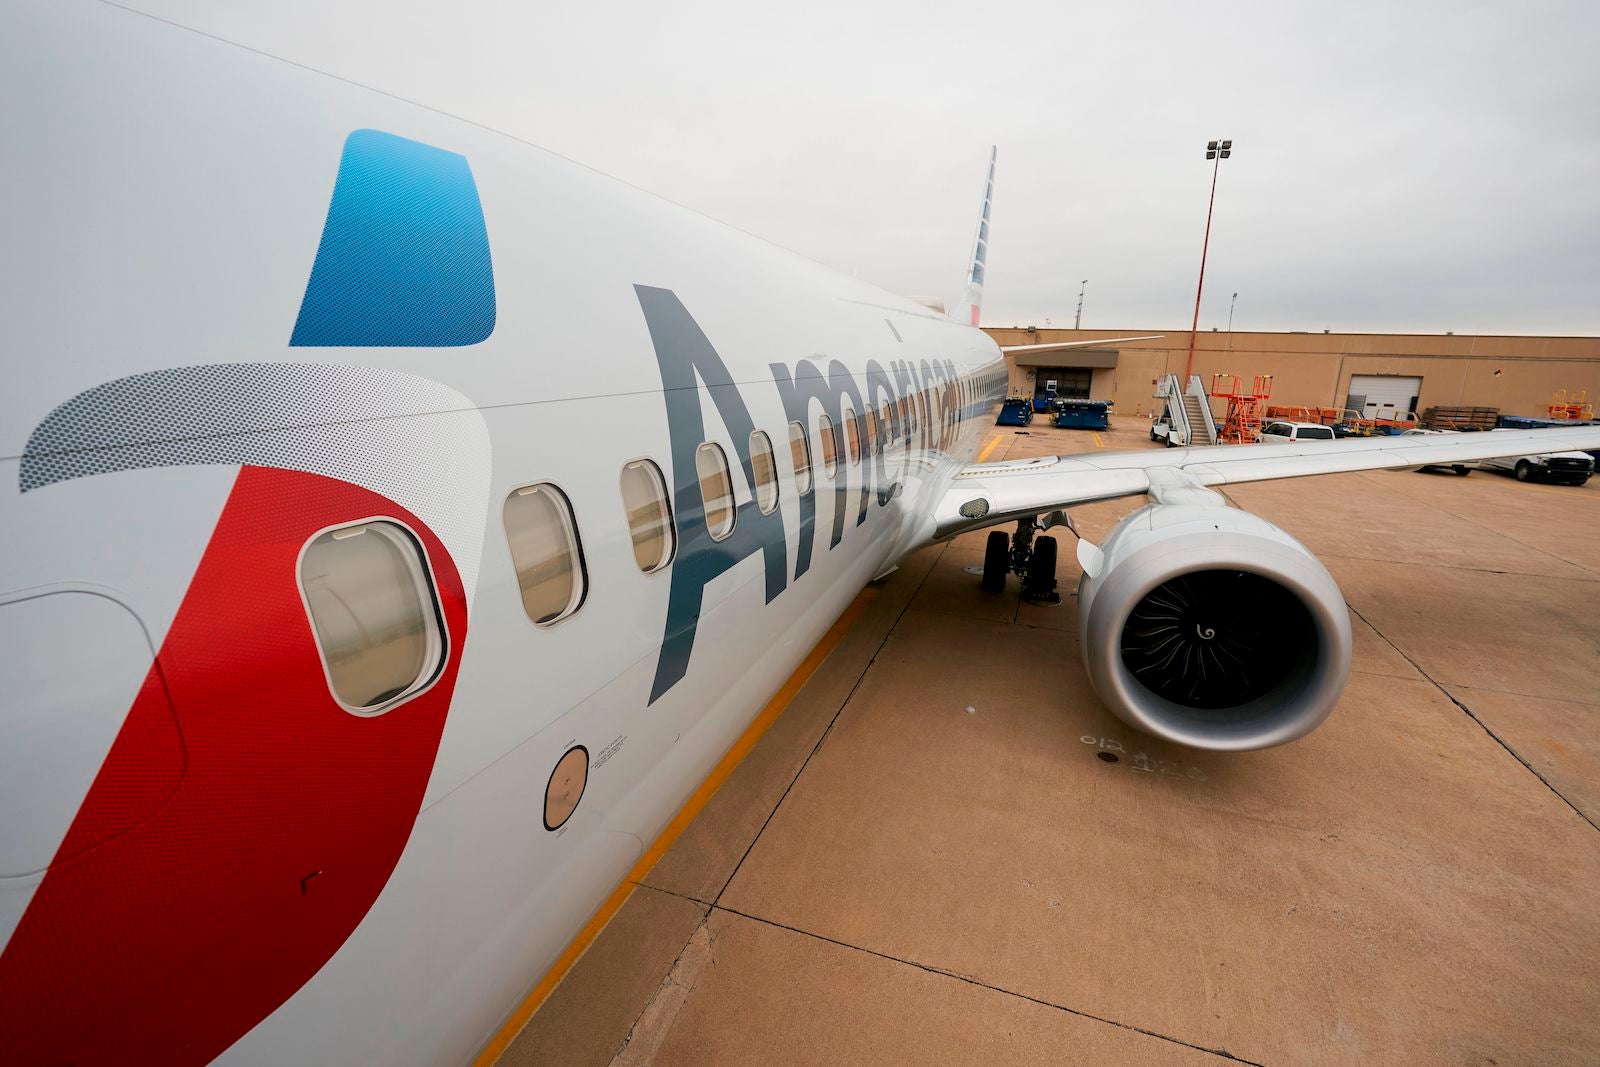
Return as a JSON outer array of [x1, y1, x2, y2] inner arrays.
[[818, 414, 838, 476], [788, 420, 813, 494], [619, 459, 674, 573], [503, 483, 586, 625], [865, 409, 878, 455], [881, 403, 892, 443], [750, 430, 780, 514], [301, 520, 444, 713], [844, 408, 862, 464], [696, 442, 736, 541]]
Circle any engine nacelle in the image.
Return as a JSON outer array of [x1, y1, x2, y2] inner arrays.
[[1076, 502, 1352, 751]]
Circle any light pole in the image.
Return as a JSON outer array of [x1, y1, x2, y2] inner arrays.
[[1183, 138, 1232, 383], [1074, 279, 1088, 329], [1226, 291, 1238, 346]]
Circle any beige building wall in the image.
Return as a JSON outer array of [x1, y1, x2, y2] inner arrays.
[[985, 327, 1600, 422]]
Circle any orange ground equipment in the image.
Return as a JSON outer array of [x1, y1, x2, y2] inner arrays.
[[1548, 389, 1594, 421], [1264, 405, 1341, 425], [1211, 373, 1273, 443]]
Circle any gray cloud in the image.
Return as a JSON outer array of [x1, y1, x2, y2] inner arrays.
[[137, 0, 1600, 333]]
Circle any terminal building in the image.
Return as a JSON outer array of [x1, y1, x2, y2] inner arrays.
[[985, 327, 1600, 423]]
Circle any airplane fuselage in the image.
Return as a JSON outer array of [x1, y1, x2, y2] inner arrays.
[[0, 5, 1004, 1061]]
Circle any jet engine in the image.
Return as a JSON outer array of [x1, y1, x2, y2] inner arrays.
[[1076, 501, 1351, 751]]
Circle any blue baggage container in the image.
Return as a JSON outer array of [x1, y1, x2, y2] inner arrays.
[[1497, 414, 1600, 430], [1053, 399, 1110, 431], [996, 398, 1033, 426]]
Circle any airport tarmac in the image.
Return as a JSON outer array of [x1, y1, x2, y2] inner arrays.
[[496, 415, 1600, 1067]]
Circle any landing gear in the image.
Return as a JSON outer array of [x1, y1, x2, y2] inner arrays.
[[978, 516, 1066, 601], [1004, 517, 1063, 602], [981, 531, 1008, 592]]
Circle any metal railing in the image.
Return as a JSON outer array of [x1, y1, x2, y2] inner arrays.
[[1186, 375, 1218, 445]]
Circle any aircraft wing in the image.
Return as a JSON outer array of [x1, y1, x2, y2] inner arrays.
[[933, 425, 1600, 539], [998, 335, 1163, 355]]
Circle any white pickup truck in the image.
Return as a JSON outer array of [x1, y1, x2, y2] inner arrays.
[[1399, 427, 1471, 475], [1402, 427, 1594, 484], [1476, 430, 1594, 485], [1258, 421, 1336, 443]]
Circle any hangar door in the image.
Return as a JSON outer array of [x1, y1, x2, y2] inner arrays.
[[1346, 374, 1421, 421], [1033, 367, 1093, 399]]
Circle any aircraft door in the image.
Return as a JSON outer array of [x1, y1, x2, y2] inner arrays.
[[0, 590, 183, 928]]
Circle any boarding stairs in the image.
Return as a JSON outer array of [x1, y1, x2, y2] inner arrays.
[[1154, 374, 1218, 447]]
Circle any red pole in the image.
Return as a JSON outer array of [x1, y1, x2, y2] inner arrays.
[[1183, 153, 1222, 384]]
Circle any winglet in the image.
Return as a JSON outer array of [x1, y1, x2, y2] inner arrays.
[[951, 146, 996, 327]]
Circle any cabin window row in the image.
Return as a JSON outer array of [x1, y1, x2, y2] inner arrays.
[[295, 370, 994, 713], [498, 380, 984, 629]]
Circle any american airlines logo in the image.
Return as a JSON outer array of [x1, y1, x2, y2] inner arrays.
[[635, 286, 962, 702]]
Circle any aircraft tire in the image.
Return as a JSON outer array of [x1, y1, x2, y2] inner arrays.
[[1027, 535, 1058, 598], [981, 531, 1008, 592]]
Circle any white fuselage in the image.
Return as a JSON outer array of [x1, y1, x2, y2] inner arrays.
[[0, 4, 1003, 1063]]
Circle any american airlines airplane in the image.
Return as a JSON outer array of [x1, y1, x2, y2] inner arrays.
[[5, 3, 1600, 1064]]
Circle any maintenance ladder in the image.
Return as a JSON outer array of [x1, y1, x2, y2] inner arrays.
[[1211, 374, 1273, 443]]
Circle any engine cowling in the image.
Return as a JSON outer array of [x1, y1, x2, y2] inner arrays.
[[1076, 502, 1352, 751]]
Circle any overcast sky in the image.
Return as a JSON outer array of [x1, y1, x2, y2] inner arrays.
[[136, 0, 1600, 334]]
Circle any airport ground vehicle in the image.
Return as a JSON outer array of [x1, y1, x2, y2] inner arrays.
[[1478, 449, 1594, 485], [1053, 399, 1110, 430], [996, 398, 1034, 426], [1401, 427, 1471, 475], [1259, 421, 1337, 444]]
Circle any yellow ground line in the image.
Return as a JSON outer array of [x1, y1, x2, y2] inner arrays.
[[977, 434, 1003, 462], [474, 586, 879, 1065], [1091, 431, 1105, 449]]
